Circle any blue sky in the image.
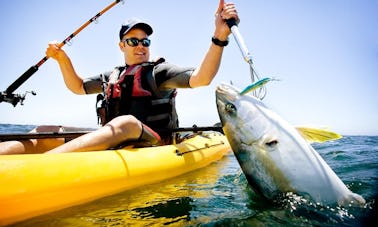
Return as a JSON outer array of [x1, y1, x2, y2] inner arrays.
[[0, 0, 377, 135]]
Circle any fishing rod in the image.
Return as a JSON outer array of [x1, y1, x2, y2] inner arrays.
[[0, 0, 123, 107], [0, 125, 223, 141], [226, 19, 267, 99]]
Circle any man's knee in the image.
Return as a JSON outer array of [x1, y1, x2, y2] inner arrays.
[[32, 125, 63, 133], [106, 115, 141, 132]]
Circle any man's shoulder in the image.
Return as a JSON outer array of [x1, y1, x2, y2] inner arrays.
[[152, 57, 165, 65], [152, 59, 177, 74]]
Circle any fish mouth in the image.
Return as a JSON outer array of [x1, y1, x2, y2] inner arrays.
[[215, 84, 239, 126], [215, 83, 239, 101], [216, 83, 264, 108], [216, 84, 239, 115]]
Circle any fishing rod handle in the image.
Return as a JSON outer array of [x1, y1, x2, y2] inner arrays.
[[226, 19, 253, 64], [5, 66, 39, 94]]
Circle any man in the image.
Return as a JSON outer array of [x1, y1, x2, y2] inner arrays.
[[0, 0, 239, 154]]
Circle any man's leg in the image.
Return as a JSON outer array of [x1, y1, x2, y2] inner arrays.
[[46, 115, 142, 153], [0, 125, 65, 155]]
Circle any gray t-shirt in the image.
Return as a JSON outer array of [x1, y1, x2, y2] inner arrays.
[[83, 62, 195, 94]]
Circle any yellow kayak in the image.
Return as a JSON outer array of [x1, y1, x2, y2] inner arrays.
[[0, 131, 230, 226]]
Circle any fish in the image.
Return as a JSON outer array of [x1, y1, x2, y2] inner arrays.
[[215, 83, 365, 206]]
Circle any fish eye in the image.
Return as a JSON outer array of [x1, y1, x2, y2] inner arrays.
[[225, 103, 236, 113], [265, 140, 278, 148]]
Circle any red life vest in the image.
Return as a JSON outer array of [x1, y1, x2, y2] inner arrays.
[[96, 58, 178, 137]]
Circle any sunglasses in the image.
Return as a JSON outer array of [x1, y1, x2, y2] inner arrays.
[[123, 38, 151, 47]]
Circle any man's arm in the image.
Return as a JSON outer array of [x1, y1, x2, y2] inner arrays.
[[46, 42, 86, 95], [189, 0, 239, 88]]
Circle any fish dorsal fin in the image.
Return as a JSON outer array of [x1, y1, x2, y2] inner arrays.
[[295, 126, 342, 143]]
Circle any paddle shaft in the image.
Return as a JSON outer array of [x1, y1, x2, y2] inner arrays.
[[0, 126, 223, 141], [4, 0, 122, 95]]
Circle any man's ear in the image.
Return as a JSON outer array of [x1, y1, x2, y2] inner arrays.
[[119, 41, 125, 50]]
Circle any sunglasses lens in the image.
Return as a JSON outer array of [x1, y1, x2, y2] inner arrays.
[[125, 38, 151, 47], [142, 39, 151, 47], [126, 38, 139, 47]]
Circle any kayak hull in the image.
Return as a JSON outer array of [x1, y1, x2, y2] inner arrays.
[[0, 132, 230, 226]]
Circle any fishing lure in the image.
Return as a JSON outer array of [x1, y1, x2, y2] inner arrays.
[[240, 77, 277, 95]]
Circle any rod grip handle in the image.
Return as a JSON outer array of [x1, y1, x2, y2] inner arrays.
[[226, 18, 238, 29]]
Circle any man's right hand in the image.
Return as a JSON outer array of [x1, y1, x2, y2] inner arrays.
[[46, 41, 68, 62]]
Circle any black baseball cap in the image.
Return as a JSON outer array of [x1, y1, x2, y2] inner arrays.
[[119, 18, 153, 40]]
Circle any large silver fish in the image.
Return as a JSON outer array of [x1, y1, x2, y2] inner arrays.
[[215, 83, 365, 206]]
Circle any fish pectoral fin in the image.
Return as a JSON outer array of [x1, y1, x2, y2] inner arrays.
[[295, 126, 342, 143]]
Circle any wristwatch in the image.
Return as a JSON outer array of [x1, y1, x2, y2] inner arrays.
[[212, 36, 229, 47]]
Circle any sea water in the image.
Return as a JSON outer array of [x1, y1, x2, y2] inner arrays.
[[1, 124, 376, 226]]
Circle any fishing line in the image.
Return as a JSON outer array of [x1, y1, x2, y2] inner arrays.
[[249, 62, 266, 99]]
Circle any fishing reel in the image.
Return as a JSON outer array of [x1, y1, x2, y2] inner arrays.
[[0, 90, 36, 107]]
